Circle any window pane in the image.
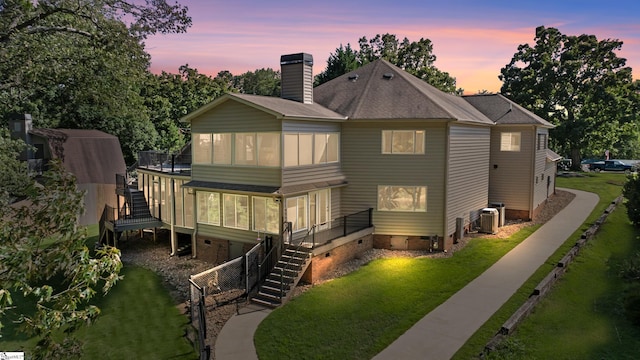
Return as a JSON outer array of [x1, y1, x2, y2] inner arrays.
[[197, 192, 207, 224], [378, 186, 427, 212], [174, 181, 183, 226], [184, 190, 194, 228], [207, 193, 220, 225], [193, 133, 212, 164], [253, 197, 280, 234], [258, 133, 280, 166], [392, 131, 415, 153], [314, 133, 327, 164], [284, 134, 299, 167], [224, 194, 235, 227], [382, 131, 392, 153], [237, 195, 248, 229], [253, 198, 266, 232], [235, 133, 256, 165], [415, 131, 425, 154], [213, 133, 232, 164], [327, 133, 339, 162], [299, 134, 313, 165], [286, 196, 307, 231], [501, 132, 521, 152]]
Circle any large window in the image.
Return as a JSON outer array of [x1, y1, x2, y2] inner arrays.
[[224, 194, 249, 230], [284, 132, 339, 167], [382, 130, 425, 154], [286, 196, 307, 232], [501, 132, 521, 152], [194, 132, 280, 167], [377, 186, 427, 212], [197, 192, 220, 226], [193, 133, 212, 164], [253, 197, 280, 234]]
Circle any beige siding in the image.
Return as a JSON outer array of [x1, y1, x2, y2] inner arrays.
[[197, 223, 261, 244], [282, 121, 341, 133], [332, 187, 342, 218], [489, 126, 535, 214], [532, 128, 554, 210], [192, 164, 280, 186], [446, 125, 491, 235], [341, 122, 446, 237]]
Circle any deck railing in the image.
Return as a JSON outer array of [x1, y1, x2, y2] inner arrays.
[[137, 151, 191, 174], [288, 208, 374, 248]]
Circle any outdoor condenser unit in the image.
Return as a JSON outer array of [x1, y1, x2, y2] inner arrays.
[[480, 208, 499, 234]]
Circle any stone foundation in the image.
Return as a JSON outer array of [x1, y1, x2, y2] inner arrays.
[[373, 234, 447, 252]]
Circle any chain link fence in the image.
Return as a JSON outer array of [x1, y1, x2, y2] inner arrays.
[[187, 242, 264, 359]]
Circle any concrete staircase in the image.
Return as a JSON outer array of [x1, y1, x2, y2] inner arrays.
[[251, 245, 312, 308]]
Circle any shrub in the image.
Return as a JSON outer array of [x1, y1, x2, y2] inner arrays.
[[624, 286, 640, 326], [623, 173, 640, 227], [619, 252, 640, 282]]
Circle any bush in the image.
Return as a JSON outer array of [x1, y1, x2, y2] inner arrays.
[[623, 173, 640, 227], [483, 338, 527, 360], [624, 286, 640, 326], [619, 252, 640, 282]]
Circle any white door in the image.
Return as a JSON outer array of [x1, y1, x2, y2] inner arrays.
[[310, 189, 330, 231]]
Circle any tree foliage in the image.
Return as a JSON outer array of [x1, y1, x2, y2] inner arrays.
[[0, 0, 192, 163], [232, 68, 280, 97], [500, 26, 640, 167], [624, 173, 640, 228], [0, 132, 122, 359], [315, 33, 461, 94]]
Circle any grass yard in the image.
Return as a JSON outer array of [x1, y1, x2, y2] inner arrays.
[[453, 173, 639, 359], [255, 224, 540, 359], [255, 173, 632, 360], [0, 226, 197, 360]]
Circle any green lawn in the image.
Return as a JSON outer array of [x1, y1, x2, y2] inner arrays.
[[0, 226, 197, 360], [255, 173, 631, 360], [453, 173, 636, 359]]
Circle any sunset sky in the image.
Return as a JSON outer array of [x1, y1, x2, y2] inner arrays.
[[144, 0, 640, 94]]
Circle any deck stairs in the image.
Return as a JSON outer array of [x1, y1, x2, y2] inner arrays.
[[251, 245, 312, 308]]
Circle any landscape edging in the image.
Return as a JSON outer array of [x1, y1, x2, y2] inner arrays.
[[482, 194, 624, 355]]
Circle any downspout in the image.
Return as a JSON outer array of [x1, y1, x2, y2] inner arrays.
[[528, 125, 536, 220], [443, 121, 451, 247], [192, 189, 198, 259]]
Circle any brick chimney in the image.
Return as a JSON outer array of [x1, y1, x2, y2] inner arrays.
[[280, 53, 313, 104]]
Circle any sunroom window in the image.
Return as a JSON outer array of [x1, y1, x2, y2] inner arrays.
[[197, 191, 220, 226], [286, 196, 307, 232], [253, 197, 280, 234], [224, 194, 249, 230], [193, 133, 212, 164]]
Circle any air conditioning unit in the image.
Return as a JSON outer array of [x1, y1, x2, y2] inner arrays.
[[480, 208, 499, 234]]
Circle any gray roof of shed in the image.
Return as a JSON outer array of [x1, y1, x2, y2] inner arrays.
[[314, 59, 493, 125], [463, 94, 554, 127], [181, 93, 347, 123]]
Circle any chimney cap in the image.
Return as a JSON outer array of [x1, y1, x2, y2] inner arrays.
[[280, 53, 313, 66]]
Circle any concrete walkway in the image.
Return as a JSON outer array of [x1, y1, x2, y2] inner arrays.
[[216, 188, 599, 360]]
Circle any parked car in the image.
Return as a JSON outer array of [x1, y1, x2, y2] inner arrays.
[[588, 160, 634, 173]]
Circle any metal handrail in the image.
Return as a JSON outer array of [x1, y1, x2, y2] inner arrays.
[[279, 224, 312, 300]]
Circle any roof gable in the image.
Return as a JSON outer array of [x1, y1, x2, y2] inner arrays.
[[181, 93, 346, 123], [314, 59, 493, 125], [30, 128, 126, 184], [463, 94, 554, 128]]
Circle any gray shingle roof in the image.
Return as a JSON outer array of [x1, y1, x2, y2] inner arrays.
[[463, 94, 554, 127], [181, 93, 347, 123], [314, 59, 493, 125]]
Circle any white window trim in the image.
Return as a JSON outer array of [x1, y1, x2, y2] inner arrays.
[[223, 193, 249, 230]]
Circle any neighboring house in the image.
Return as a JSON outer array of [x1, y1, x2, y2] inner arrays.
[[464, 94, 559, 220], [8, 114, 126, 226], [131, 53, 560, 284]]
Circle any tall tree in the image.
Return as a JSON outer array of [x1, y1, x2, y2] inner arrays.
[[315, 33, 461, 94], [500, 26, 640, 166], [0, 0, 192, 163], [232, 68, 280, 97], [144, 65, 231, 153], [0, 131, 122, 359]]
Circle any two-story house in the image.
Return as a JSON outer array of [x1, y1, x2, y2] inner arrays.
[[132, 53, 559, 283]]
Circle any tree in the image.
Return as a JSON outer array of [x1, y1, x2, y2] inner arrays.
[[0, 0, 192, 163], [144, 65, 231, 153], [0, 127, 31, 202], [315, 33, 461, 94], [0, 131, 122, 359], [232, 68, 280, 97], [500, 26, 640, 167]]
